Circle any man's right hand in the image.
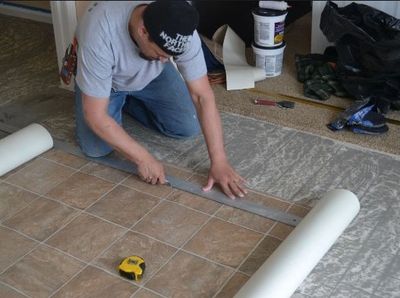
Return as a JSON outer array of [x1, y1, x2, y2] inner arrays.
[[136, 153, 166, 185], [81, 94, 167, 186]]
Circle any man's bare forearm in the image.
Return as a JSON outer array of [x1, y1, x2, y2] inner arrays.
[[195, 97, 227, 163], [82, 94, 150, 164], [91, 116, 149, 163], [187, 76, 246, 199], [188, 76, 227, 164]]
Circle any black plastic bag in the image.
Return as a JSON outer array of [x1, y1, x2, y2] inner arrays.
[[321, 1, 400, 74], [320, 1, 400, 112]]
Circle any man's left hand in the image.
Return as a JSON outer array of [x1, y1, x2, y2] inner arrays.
[[202, 161, 247, 200]]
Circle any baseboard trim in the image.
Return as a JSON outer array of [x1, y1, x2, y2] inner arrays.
[[0, 2, 52, 24]]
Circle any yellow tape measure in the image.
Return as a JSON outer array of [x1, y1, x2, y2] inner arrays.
[[118, 256, 145, 281]]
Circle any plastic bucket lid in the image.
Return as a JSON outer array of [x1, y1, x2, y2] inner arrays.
[[252, 7, 288, 16], [252, 41, 286, 51]]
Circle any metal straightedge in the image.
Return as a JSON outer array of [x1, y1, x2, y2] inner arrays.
[[0, 123, 302, 226]]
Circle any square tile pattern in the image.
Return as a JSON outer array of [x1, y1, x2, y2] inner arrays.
[[0, 152, 300, 297], [2, 113, 400, 298]]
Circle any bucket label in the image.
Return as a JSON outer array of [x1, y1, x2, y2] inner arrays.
[[255, 21, 270, 42], [255, 52, 284, 77], [274, 52, 284, 73], [274, 21, 285, 44]]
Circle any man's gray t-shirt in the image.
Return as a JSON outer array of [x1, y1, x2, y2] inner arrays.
[[75, 1, 207, 98]]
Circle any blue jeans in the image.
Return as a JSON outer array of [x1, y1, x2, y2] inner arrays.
[[75, 62, 201, 157]]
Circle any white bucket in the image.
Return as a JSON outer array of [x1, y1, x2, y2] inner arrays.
[[252, 8, 287, 46], [252, 42, 286, 77]]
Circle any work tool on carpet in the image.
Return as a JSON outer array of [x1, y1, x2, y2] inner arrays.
[[250, 89, 400, 126], [0, 123, 302, 227], [118, 255, 146, 281], [254, 98, 295, 109]]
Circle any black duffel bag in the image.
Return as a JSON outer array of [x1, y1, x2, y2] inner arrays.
[[320, 1, 400, 112]]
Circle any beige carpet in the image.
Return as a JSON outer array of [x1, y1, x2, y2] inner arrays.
[[213, 13, 400, 156]]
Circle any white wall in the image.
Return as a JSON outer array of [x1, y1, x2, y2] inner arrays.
[[311, 1, 400, 53]]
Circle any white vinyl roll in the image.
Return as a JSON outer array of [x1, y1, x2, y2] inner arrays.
[[234, 189, 360, 298], [0, 123, 53, 176]]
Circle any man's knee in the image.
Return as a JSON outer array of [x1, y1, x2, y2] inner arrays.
[[80, 145, 113, 158], [162, 118, 201, 139], [176, 124, 201, 139], [76, 135, 113, 158]]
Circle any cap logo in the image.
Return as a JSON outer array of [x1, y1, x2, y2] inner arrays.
[[159, 31, 192, 54]]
